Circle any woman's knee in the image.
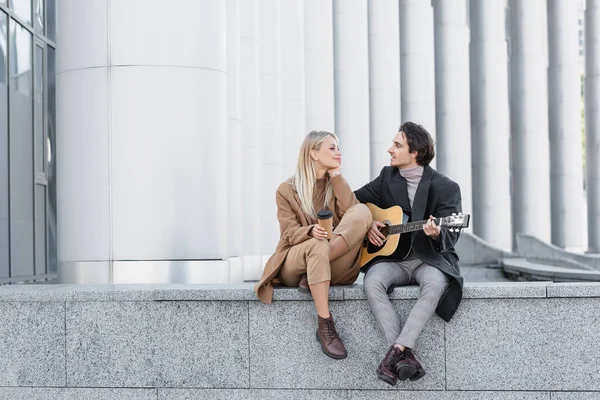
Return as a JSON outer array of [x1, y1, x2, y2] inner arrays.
[[346, 203, 373, 232], [351, 203, 373, 222], [305, 237, 330, 257]]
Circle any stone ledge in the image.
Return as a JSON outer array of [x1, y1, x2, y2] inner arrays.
[[1, 282, 600, 392], [2, 281, 595, 302]]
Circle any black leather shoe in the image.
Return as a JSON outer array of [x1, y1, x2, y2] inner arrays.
[[395, 348, 425, 381], [376, 345, 403, 386]]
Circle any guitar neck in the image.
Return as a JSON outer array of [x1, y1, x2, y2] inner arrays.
[[388, 218, 442, 235]]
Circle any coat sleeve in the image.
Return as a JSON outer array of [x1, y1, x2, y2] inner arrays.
[[277, 188, 314, 247], [354, 167, 385, 206], [330, 175, 359, 216], [428, 181, 462, 253]]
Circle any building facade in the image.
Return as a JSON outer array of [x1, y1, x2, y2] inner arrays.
[[1, 0, 598, 284]]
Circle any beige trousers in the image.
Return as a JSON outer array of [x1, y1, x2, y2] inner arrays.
[[278, 203, 372, 287]]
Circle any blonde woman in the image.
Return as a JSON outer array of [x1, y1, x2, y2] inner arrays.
[[254, 130, 372, 359]]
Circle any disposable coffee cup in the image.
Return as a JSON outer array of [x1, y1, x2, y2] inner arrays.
[[317, 209, 333, 239]]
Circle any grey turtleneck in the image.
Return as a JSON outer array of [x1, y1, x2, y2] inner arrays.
[[399, 165, 424, 208]]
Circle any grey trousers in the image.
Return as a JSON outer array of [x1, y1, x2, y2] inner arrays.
[[363, 255, 449, 349]]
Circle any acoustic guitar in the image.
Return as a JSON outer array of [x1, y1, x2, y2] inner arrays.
[[359, 203, 470, 269]]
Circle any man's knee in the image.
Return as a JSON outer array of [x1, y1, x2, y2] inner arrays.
[[363, 272, 388, 297], [421, 279, 448, 299]]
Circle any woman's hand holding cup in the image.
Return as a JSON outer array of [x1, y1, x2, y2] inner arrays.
[[311, 224, 329, 240]]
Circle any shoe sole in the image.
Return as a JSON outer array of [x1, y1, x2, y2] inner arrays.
[[410, 369, 426, 381], [376, 371, 397, 386], [396, 365, 418, 381], [315, 331, 347, 359]]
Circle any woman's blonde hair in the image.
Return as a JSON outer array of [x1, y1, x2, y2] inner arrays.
[[293, 130, 339, 219]]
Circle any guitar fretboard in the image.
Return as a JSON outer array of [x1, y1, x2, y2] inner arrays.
[[388, 218, 442, 235]]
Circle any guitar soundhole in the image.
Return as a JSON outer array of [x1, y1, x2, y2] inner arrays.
[[365, 224, 390, 254]]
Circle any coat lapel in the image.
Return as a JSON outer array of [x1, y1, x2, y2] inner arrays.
[[387, 171, 409, 209], [411, 165, 434, 223]]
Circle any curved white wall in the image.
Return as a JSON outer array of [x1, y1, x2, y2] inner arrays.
[[469, 0, 513, 251], [509, 0, 551, 243], [57, 0, 228, 280], [368, 0, 400, 179]]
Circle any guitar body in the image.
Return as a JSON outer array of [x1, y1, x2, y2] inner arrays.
[[358, 203, 470, 270], [359, 204, 411, 270]]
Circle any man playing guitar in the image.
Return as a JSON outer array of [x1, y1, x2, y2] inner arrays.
[[354, 122, 464, 385]]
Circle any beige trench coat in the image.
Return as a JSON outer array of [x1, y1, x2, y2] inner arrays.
[[254, 175, 358, 303]]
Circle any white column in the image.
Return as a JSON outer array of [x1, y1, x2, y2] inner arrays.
[[226, 0, 243, 282], [400, 0, 436, 168], [470, 0, 512, 251], [304, 0, 335, 132], [57, 0, 229, 283], [509, 0, 551, 242], [240, 0, 263, 279], [259, 0, 282, 256], [586, 0, 600, 253], [548, 0, 585, 250], [280, 0, 305, 179], [333, 0, 370, 189], [368, 0, 400, 178], [432, 0, 472, 221]]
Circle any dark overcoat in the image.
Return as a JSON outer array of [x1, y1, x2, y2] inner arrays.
[[354, 165, 464, 322]]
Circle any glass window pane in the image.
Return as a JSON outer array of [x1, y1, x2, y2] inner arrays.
[[9, 0, 31, 25], [9, 19, 32, 97], [0, 12, 6, 84], [34, 44, 43, 173], [46, 44, 56, 274], [34, 0, 43, 33], [35, 184, 46, 275], [46, 0, 54, 41], [34, 43, 41, 95]]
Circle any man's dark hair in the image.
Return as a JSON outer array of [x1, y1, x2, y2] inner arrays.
[[398, 121, 435, 166]]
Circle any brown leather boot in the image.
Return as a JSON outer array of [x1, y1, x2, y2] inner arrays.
[[298, 274, 310, 293], [316, 314, 347, 359], [395, 347, 426, 381], [376, 345, 403, 386]]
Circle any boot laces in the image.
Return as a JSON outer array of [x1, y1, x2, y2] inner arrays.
[[325, 318, 341, 343]]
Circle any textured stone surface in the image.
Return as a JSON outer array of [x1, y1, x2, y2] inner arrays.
[[345, 282, 549, 301], [343, 285, 420, 300], [156, 390, 553, 400], [249, 299, 445, 390], [349, 392, 550, 400], [0, 284, 259, 302], [0, 302, 65, 386], [159, 389, 348, 399], [66, 301, 249, 388], [447, 298, 600, 391], [462, 282, 549, 299], [552, 394, 600, 400], [272, 286, 344, 301], [0, 388, 157, 400], [547, 282, 600, 298]]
